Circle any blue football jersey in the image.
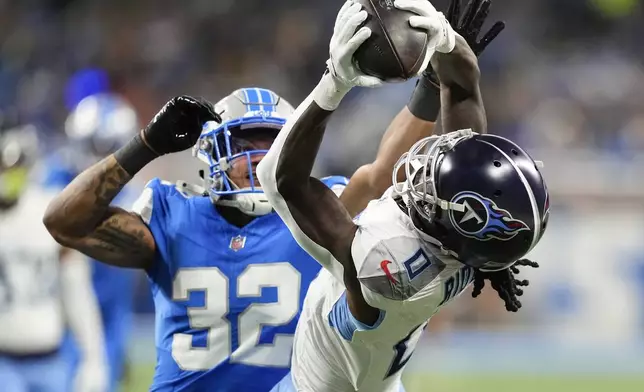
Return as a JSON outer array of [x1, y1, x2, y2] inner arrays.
[[133, 176, 348, 392]]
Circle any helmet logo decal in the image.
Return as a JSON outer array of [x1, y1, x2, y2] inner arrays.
[[458, 200, 484, 225], [448, 191, 530, 241]]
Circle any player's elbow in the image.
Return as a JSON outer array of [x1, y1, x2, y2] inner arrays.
[[43, 202, 77, 246], [43, 204, 64, 239]]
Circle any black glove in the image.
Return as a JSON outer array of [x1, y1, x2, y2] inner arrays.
[[408, 0, 504, 121], [143, 95, 220, 156], [115, 96, 220, 176], [424, 0, 506, 86], [471, 259, 540, 312], [448, 0, 505, 56]]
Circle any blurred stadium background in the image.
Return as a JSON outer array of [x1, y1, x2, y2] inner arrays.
[[2, 0, 644, 391]]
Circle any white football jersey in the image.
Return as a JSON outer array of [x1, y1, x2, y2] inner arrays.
[[290, 192, 474, 391], [0, 187, 64, 353]]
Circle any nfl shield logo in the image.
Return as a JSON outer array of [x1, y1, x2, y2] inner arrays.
[[229, 235, 246, 251]]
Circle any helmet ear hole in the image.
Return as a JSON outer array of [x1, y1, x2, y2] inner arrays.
[[493, 190, 502, 198], [493, 160, 502, 168]]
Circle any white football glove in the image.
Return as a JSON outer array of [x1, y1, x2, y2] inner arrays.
[[328, 0, 384, 89], [74, 359, 108, 392], [394, 0, 456, 75]]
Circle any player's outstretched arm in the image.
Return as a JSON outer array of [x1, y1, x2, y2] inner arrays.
[[432, 34, 486, 134], [342, 0, 503, 216], [258, 1, 384, 324], [395, 0, 486, 134], [44, 96, 218, 269], [257, 89, 356, 280], [257, 1, 377, 279]]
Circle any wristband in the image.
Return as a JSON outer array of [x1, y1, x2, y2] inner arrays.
[[113, 131, 158, 176], [312, 66, 351, 111], [407, 75, 441, 122]]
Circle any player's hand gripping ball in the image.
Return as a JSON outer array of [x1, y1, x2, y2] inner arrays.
[[327, 1, 385, 88], [142, 96, 220, 155], [351, 0, 452, 81]]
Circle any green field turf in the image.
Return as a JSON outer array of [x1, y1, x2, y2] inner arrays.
[[123, 365, 644, 392]]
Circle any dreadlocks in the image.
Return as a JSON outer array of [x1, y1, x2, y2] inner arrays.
[[471, 259, 540, 312]]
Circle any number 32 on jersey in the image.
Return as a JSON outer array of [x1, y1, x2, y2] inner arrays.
[[171, 263, 300, 371]]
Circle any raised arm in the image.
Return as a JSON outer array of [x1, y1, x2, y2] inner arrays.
[[340, 0, 504, 216], [258, 2, 378, 279], [44, 96, 218, 269], [257, 1, 386, 323], [44, 156, 154, 269], [432, 34, 486, 133]]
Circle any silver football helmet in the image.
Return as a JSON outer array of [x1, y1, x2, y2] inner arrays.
[[189, 87, 294, 216]]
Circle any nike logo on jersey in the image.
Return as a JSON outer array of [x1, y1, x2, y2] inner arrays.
[[380, 260, 397, 284]]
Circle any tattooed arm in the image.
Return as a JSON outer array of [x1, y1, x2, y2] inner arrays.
[[44, 96, 218, 270], [44, 156, 155, 269]]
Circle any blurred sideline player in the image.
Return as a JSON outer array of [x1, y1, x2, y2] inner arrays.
[[42, 3, 504, 392], [43, 69, 140, 392], [0, 126, 107, 392], [259, 0, 547, 391]]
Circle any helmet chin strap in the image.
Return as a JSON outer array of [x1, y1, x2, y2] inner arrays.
[[401, 193, 460, 259], [176, 170, 274, 217], [216, 193, 273, 216]]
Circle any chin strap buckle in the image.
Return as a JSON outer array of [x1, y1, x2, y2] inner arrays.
[[175, 180, 208, 198]]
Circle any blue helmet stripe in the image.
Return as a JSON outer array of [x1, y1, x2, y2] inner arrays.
[[244, 88, 261, 112], [258, 88, 274, 111], [242, 88, 251, 112], [254, 87, 266, 112]]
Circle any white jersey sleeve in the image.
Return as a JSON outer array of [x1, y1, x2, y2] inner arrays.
[[351, 193, 474, 318], [289, 193, 475, 392], [257, 99, 349, 282]]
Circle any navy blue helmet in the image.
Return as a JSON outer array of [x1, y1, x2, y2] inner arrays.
[[392, 130, 549, 271]]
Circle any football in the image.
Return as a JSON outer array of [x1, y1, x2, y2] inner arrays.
[[353, 0, 429, 81]]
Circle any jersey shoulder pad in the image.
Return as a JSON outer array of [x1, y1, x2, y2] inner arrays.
[[131, 178, 175, 224], [351, 200, 451, 310], [320, 175, 349, 197], [353, 233, 449, 309], [131, 178, 189, 263]]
